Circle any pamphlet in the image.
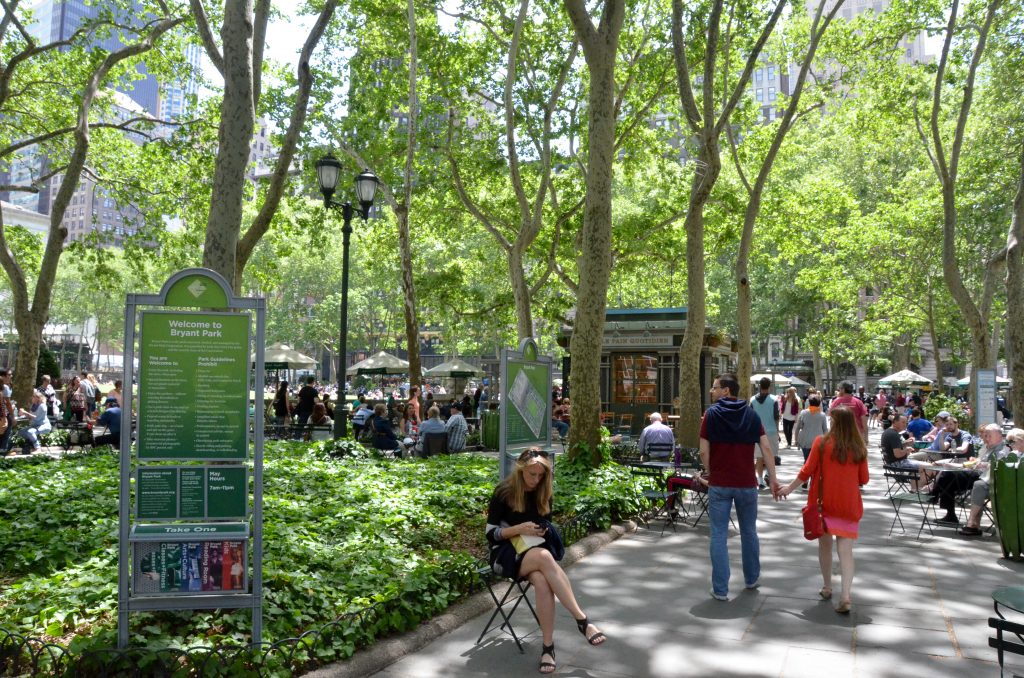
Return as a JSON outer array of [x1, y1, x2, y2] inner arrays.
[[510, 533, 546, 555]]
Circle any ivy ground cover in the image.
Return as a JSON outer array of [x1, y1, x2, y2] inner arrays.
[[0, 442, 639, 672]]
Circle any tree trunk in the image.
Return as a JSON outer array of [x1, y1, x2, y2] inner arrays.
[[677, 136, 720, 447], [563, 0, 624, 463], [1006, 149, 1024, 422], [201, 0, 255, 282], [510, 247, 534, 341], [396, 207, 422, 388], [927, 283, 943, 393]]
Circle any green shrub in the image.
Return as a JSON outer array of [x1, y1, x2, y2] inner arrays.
[[924, 393, 969, 428]]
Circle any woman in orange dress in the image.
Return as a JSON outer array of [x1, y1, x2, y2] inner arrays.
[[778, 405, 869, 614]]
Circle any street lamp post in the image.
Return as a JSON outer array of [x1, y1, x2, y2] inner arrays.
[[315, 154, 379, 439]]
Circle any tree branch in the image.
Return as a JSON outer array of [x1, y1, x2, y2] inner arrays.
[[671, 0, 701, 131], [188, 0, 225, 76]]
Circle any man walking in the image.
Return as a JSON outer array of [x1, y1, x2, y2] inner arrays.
[[701, 373, 780, 601], [831, 381, 869, 440], [749, 377, 780, 489]]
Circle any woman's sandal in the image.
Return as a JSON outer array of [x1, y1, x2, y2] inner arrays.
[[835, 599, 852, 614], [819, 587, 832, 600], [538, 642, 556, 674], [575, 616, 607, 646]]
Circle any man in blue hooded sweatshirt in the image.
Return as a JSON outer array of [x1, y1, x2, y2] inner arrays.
[[700, 373, 780, 601]]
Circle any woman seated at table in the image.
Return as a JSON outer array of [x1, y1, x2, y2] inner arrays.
[[486, 448, 605, 673], [304, 402, 333, 442], [371, 403, 407, 457], [12, 390, 51, 455]]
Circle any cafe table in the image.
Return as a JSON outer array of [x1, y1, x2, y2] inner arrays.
[[993, 586, 1024, 619]]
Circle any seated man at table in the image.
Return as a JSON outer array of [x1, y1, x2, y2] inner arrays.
[[931, 423, 1007, 527], [445, 401, 468, 452], [416, 406, 447, 455], [93, 396, 121, 450], [906, 408, 933, 440], [959, 426, 1016, 535], [351, 397, 373, 440], [371, 403, 407, 457], [941, 416, 973, 458], [638, 412, 675, 459], [912, 411, 952, 461], [881, 414, 925, 478]]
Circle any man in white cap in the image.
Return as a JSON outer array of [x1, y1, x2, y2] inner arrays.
[[638, 412, 675, 459]]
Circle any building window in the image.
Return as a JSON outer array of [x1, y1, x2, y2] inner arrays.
[[756, 88, 764, 102], [612, 354, 659, 406], [768, 65, 775, 80], [768, 87, 776, 102], [755, 68, 763, 83]]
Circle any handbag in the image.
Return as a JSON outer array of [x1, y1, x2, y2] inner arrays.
[[801, 456, 826, 540]]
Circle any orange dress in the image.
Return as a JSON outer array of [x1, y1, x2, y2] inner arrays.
[[797, 437, 870, 538]]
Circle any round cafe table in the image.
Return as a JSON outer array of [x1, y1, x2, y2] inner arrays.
[[993, 586, 1024, 619]]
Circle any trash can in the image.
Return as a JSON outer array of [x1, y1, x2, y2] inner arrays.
[[993, 453, 1023, 560], [482, 410, 499, 450]]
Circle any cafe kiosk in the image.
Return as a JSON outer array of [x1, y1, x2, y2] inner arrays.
[[558, 308, 735, 436]]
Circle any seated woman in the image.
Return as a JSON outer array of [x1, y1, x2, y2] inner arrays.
[[14, 390, 52, 455], [304, 402, 333, 442], [371, 403, 406, 457], [485, 448, 605, 674]]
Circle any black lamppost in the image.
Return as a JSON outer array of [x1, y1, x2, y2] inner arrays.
[[315, 153, 379, 439]]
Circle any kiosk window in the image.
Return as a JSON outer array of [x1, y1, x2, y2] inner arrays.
[[612, 354, 658, 405]]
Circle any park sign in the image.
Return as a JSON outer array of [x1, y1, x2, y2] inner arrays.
[[119, 268, 266, 648], [975, 369, 997, 429], [499, 337, 554, 479]]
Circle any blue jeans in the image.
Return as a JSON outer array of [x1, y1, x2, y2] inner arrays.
[[708, 485, 760, 596]]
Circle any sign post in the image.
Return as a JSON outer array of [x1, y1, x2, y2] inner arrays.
[[974, 369, 997, 428], [118, 268, 265, 648], [499, 338, 554, 479]]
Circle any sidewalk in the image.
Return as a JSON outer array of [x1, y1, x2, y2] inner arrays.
[[368, 427, 1024, 677]]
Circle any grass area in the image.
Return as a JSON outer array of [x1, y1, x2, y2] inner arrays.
[[0, 441, 641, 674]]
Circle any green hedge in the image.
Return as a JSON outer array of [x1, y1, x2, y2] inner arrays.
[[0, 441, 642, 673]]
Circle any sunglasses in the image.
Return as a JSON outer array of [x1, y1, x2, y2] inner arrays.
[[519, 449, 550, 460], [1008, 440, 1018, 448]]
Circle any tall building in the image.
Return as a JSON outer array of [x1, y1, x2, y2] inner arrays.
[[3, 1, 201, 244]]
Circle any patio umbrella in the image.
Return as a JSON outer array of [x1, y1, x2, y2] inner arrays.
[[787, 375, 811, 388], [750, 373, 791, 386], [956, 375, 1012, 387], [424, 358, 485, 378], [877, 369, 932, 388], [346, 351, 409, 376], [261, 343, 317, 371]]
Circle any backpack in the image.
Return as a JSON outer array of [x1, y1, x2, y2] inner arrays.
[[70, 390, 86, 413]]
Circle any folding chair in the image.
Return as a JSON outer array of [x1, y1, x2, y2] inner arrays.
[[888, 489, 936, 539], [630, 464, 678, 535], [476, 563, 541, 653], [988, 616, 1024, 677], [421, 431, 448, 457], [642, 441, 674, 461], [883, 465, 917, 498], [615, 413, 634, 438]]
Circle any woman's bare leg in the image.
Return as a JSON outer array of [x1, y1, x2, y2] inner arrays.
[[529, 571, 555, 645], [836, 537, 855, 604], [519, 548, 604, 643], [817, 534, 833, 593]]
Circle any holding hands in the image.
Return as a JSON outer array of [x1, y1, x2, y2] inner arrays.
[[774, 477, 801, 500]]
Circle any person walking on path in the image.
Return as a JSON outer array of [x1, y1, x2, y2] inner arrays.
[[780, 387, 802, 448], [749, 376, 781, 488], [795, 395, 828, 464], [485, 449, 606, 673], [831, 381, 869, 440], [701, 373, 780, 601], [778, 406, 869, 614]]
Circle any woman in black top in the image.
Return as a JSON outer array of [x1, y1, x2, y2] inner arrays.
[[485, 449, 606, 673], [272, 382, 291, 436]]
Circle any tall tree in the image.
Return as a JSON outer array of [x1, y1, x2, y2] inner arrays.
[[562, 0, 625, 461], [672, 0, 786, 446], [0, 1, 183, 403], [917, 0, 1003, 368], [731, 0, 845, 396], [193, 0, 339, 290]]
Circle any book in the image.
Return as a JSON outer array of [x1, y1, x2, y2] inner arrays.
[[510, 533, 546, 555]]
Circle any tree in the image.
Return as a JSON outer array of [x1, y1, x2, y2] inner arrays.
[[917, 0, 1003, 369], [562, 0, 625, 461], [731, 0, 846, 397], [672, 0, 786, 446], [0, 1, 183, 403], [194, 0, 340, 290]]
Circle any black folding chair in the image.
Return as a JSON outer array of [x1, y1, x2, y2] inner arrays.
[[642, 441, 674, 461], [888, 488, 936, 539], [883, 465, 917, 498], [989, 616, 1024, 677], [476, 563, 541, 653], [421, 431, 448, 457], [630, 464, 678, 535]]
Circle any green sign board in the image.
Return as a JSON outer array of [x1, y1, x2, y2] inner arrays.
[[132, 522, 249, 540], [138, 311, 250, 459], [505, 361, 550, 445], [164, 274, 231, 308], [137, 466, 248, 520]]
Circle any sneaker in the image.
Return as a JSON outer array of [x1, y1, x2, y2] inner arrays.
[[745, 578, 760, 590], [958, 526, 983, 536], [935, 516, 959, 526], [710, 590, 728, 601]]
